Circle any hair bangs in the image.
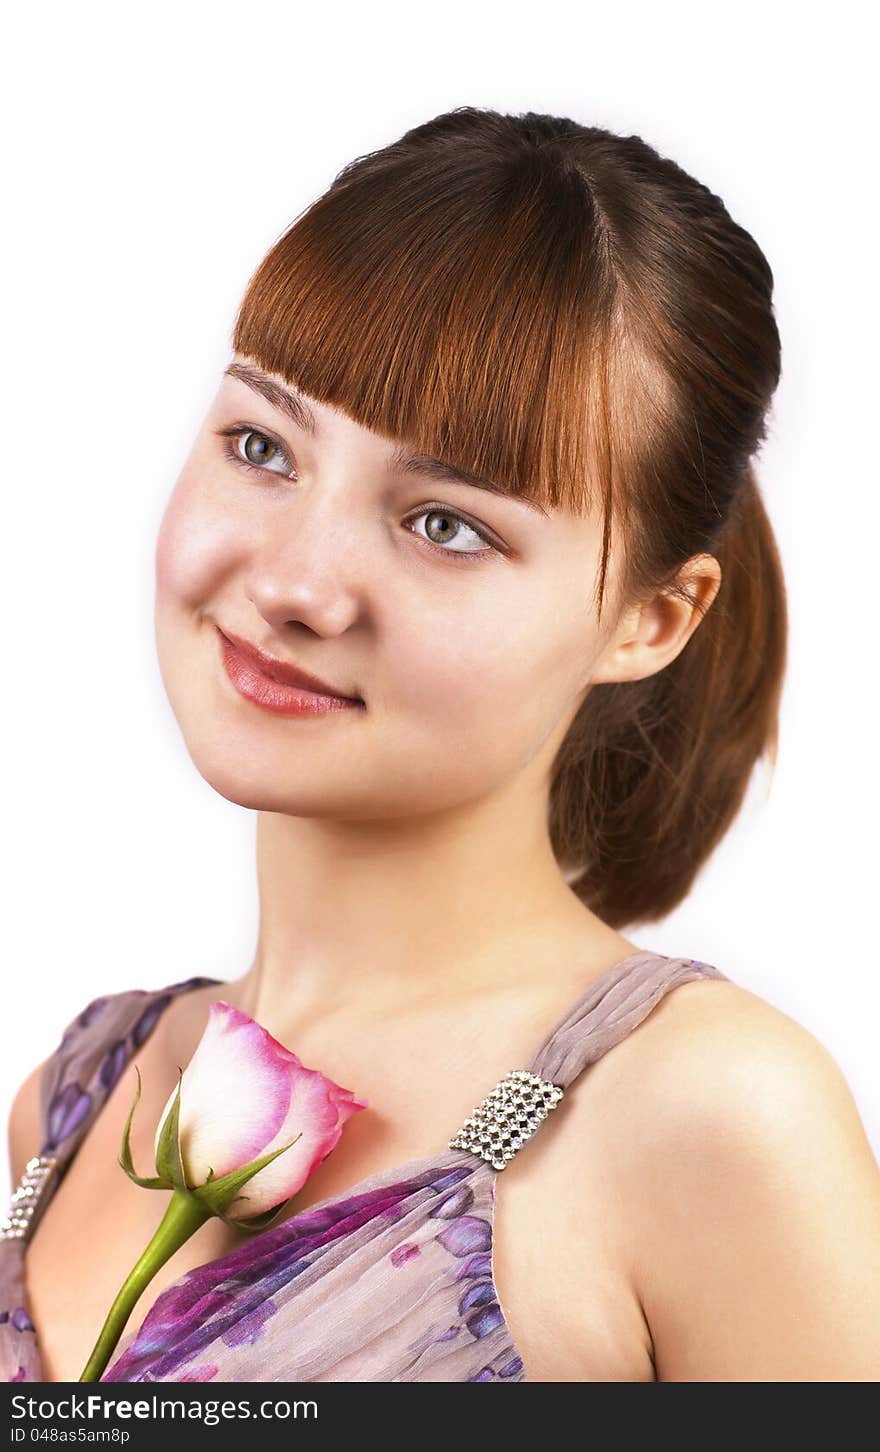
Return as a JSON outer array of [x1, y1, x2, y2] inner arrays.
[[230, 148, 624, 548]]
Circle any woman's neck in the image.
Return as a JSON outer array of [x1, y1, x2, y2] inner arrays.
[[222, 805, 628, 1041]]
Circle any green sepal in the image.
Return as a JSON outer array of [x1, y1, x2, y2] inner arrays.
[[122, 1062, 305, 1227], [153, 1067, 189, 1191], [118, 1065, 172, 1191], [189, 1131, 304, 1220], [189, 1166, 280, 1232]]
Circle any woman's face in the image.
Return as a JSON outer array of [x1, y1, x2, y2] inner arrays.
[[154, 355, 628, 821]]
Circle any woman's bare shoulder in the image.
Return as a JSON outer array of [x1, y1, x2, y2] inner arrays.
[[610, 971, 826, 1088], [587, 972, 880, 1379], [608, 972, 854, 1124], [593, 971, 870, 1177]]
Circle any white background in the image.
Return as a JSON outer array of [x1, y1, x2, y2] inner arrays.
[[2, 0, 877, 1208]]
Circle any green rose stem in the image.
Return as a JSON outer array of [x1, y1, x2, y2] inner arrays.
[[79, 1189, 210, 1382], [78, 1066, 301, 1383]]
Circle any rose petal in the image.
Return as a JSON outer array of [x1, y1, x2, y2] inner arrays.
[[153, 1000, 368, 1215], [226, 1062, 368, 1217]]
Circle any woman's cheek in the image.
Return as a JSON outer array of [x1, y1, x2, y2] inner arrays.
[[404, 624, 544, 747], [155, 476, 240, 609], [154, 489, 185, 598]]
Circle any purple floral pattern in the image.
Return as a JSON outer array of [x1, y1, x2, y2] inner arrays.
[[99, 1157, 524, 1383]]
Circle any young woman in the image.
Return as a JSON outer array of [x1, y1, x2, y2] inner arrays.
[[4, 107, 879, 1383]]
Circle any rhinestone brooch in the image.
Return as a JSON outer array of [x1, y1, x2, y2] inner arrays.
[[448, 1069, 565, 1171], [1, 1155, 59, 1242]]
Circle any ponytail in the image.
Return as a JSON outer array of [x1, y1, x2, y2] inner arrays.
[[551, 466, 787, 928]]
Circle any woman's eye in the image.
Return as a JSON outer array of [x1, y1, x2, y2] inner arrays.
[[213, 429, 499, 565], [215, 425, 296, 478], [404, 507, 497, 562]]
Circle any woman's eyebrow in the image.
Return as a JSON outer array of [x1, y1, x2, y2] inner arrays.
[[223, 361, 548, 517], [388, 448, 549, 516], [224, 362, 318, 435]]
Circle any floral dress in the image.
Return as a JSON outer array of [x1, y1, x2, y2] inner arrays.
[[1, 952, 728, 1382]]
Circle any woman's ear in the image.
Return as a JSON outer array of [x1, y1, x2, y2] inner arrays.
[[592, 555, 722, 686]]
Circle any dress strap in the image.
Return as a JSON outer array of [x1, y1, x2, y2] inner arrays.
[[524, 951, 729, 1089], [1, 976, 222, 1248], [449, 951, 729, 1172]]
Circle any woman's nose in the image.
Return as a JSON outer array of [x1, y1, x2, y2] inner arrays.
[[242, 483, 369, 638]]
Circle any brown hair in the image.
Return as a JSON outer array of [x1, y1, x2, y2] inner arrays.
[[230, 107, 787, 929]]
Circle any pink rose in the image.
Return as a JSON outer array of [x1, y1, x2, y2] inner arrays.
[[153, 1000, 368, 1221], [81, 1000, 368, 1380]]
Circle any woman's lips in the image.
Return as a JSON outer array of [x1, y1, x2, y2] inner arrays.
[[217, 631, 364, 717]]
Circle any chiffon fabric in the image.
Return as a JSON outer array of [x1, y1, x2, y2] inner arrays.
[[1, 950, 729, 1382]]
